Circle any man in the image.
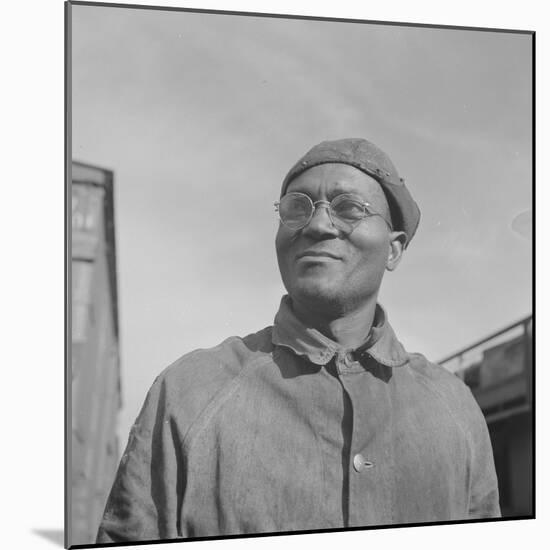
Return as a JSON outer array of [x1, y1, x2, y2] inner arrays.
[[97, 138, 500, 543]]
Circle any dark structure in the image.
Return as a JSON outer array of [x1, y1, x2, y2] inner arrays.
[[439, 316, 533, 517], [70, 161, 122, 545]]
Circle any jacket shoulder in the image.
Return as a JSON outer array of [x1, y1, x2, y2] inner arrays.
[[405, 352, 487, 432], [161, 325, 274, 385], [136, 326, 274, 438], [407, 352, 470, 389]]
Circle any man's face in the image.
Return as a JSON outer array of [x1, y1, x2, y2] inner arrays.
[[275, 163, 401, 315]]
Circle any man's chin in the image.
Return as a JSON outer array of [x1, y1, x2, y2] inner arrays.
[[290, 280, 347, 312]]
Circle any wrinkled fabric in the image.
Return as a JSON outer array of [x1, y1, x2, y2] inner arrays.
[[97, 297, 500, 543]]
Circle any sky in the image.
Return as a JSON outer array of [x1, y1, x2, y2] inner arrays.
[[71, 4, 532, 445]]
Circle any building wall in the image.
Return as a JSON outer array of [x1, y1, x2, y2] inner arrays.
[[70, 163, 121, 546], [508, 423, 532, 515]]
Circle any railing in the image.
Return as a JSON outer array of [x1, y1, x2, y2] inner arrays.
[[438, 315, 532, 422], [438, 315, 532, 376]]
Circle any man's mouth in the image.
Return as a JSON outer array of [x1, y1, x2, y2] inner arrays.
[[296, 250, 342, 260]]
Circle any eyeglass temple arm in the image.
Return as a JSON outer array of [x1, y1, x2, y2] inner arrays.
[[359, 201, 393, 230]]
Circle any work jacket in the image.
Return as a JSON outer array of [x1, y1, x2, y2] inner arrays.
[[97, 296, 500, 543]]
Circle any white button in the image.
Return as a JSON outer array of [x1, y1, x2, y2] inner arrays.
[[343, 352, 355, 368], [353, 454, 374, 472]]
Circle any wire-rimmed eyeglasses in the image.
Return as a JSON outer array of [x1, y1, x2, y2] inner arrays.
[[274, 192, 393, 233]]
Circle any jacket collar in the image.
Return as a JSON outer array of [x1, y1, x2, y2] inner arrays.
[[272, 295, 409, 368]]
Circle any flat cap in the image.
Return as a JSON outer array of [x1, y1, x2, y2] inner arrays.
[[281, 138, 420, 247]]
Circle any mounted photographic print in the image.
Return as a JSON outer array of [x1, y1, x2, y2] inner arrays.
[[67, 1, 534, 547]]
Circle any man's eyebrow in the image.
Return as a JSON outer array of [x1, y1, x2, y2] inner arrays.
[[326, 184, 375, 202], [288, 182, 366, 196], [326, 183, 364, 196]]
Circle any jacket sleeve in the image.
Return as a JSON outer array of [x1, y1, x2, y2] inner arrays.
[[96, 374, 182, 543], [467, 399, 501, 519]]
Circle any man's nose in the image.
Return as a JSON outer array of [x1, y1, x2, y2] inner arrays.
[[302, 203, 339, 237]]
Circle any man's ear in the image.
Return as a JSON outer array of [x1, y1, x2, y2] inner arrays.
[[386, 231, 407, 271]]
